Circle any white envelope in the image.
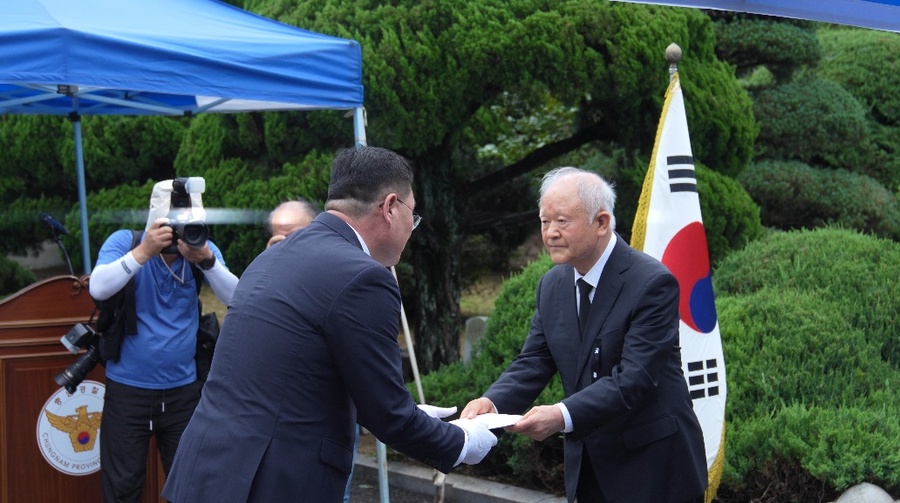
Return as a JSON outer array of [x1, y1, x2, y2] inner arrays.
[[468, 413, 523, 429]]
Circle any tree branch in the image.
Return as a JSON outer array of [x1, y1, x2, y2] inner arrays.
[[459, 121, 607, 199]]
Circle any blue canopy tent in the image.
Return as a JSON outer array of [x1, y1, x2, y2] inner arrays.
[[0, 0, 366, 274], [610, 0, 900, 33]]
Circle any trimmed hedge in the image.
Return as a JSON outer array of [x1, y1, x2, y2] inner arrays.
[[817, 27, 900, 190], [714, 19, 821, 82], [739, 160, 900, 240], [714, 227, 900, 370], [752, 77, 871, 171], [714, 228, 900, 499]]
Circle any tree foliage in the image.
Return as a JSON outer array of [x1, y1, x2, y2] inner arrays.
[[695, 164, 763, 266], [817, 28, 900, 127], [5, 1, 760, 373], [228, 0, 757, 371], [0, 115, 187, 252]]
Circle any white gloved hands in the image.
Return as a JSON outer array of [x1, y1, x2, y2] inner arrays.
[[417, 403, 458, 419], [449, 418, 498, 465]]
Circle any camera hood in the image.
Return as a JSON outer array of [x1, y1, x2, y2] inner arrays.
[[146, 177, 207, 232]]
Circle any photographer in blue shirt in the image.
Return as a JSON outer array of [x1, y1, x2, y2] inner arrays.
[[89, 178, 238, 503]]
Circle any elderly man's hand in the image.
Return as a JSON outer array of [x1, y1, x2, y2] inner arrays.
[[460, 397, 496, 419], [505, 405, 564, 441]]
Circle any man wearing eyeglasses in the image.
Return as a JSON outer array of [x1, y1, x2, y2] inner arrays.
[[163, 146, 496, 503]]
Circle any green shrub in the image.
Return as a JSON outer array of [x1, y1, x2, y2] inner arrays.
[[713, 228, 900, 498], [739, 160, 900, 240], [752, 77, 873, 172], [716, 289, 898, 421], [722, 405, 900, 501], [0, 256, 38, 298], [818, 28, 900, 127], [0, 195, 73, 256], [714, 228, 900, 367], [817, 28, 900, 189]]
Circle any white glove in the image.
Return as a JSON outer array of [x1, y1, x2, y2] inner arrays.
[[418, 403, 458, 419], [450, 418, 498, 465]]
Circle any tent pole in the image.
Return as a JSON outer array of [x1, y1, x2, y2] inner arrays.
[[353, 106, 367, 149], [70, 113, 92, 275]]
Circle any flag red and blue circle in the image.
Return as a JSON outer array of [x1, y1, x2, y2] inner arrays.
[[661, 221, 718, 333]]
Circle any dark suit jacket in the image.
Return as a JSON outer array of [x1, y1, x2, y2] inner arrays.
[[163, 212, 464, 502], [484, 236, 707, 503]]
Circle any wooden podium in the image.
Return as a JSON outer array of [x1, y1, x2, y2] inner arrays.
[[0, 276, 164, 503]]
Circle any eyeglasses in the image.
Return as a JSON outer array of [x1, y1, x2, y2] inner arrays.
[[381, 198, 422, 230], [397, 198, 422, 230]]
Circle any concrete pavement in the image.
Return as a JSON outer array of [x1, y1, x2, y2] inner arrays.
[[353, 452, 567, 503]]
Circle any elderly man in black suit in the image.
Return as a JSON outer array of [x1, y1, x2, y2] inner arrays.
[[462, 167, 707, 503]]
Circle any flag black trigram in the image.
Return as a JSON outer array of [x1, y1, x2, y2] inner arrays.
[[667, 155, 697, 193], [687, 358, 719, 399]]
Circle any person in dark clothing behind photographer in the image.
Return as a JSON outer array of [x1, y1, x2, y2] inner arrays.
[[89, 178, 238, 503]]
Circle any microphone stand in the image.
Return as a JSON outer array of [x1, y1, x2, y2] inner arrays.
[[49, 228, 75, 277]]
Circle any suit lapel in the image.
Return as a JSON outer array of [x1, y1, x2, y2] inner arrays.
[[575, 237, 630, 381]]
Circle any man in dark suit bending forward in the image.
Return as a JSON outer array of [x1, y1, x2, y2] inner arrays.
[[163, 146, 497, 502]]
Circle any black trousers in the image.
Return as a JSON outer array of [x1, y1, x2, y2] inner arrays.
[[100, 379, 202, 503], [575, 453, 705, 503]]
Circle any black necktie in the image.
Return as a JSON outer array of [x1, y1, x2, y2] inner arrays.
[[577, 278, 592, 334]]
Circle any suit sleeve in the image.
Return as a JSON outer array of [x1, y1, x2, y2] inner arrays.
[[325, 264, 465, 473]]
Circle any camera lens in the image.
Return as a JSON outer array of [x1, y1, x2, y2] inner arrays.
[[54, 346, 102, 394], [177, 222, 209, 247]]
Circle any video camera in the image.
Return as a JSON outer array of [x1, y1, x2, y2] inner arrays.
[[54, 323, 102, 394], [162, 177, 209, 254]]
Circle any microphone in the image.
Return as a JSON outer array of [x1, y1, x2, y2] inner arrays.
[[40, 212, 69, 235]]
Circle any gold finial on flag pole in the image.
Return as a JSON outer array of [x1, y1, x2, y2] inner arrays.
[[666, 42, 682, 82]]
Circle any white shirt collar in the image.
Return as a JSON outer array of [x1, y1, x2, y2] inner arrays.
[[345, 223, 371, 256], [574, 232, 617, 291]]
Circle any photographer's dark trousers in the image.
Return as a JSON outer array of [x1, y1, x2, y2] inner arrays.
[[101, 379, 202, 503]]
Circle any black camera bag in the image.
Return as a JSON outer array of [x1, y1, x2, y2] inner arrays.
[[94, 230, 142, 362], [194, 306, 219, 383]]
